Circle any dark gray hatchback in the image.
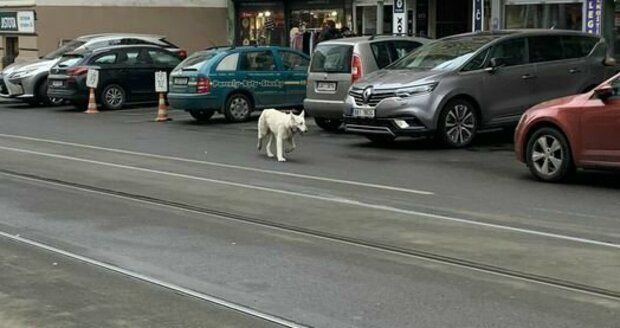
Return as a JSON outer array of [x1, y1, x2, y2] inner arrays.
[[343, 30, 616, 147]]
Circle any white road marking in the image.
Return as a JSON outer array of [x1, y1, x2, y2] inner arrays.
[[1, 145, 619, 250], [0, 133, 434, 195], [0, 231, 308, 328]]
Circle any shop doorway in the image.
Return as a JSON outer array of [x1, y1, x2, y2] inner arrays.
[[2, 36, 18, 68], [354, 4, 393, 35], [436, 0, 470, 38]]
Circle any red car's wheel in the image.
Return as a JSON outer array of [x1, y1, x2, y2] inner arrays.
[[526, 127, 574, 182]]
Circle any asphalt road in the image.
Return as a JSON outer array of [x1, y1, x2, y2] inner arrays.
[[0, 102, 618, 327]]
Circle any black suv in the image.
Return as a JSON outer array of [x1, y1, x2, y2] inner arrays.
[[48, 45, 182, 110]]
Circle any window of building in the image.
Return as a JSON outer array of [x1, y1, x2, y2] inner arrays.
[[505, 3, 582, 31], [238, 5, 285, 46]]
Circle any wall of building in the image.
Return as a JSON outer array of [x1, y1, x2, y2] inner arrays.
[[35, 5, 228, 55]]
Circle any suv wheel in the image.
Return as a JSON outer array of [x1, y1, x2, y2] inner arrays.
[[314, 117, 342, 132], [100, 84, 126, 110], [190, 110, 215, 122], [526, 127, 573, 182], [437, 99, 478, 148], [224, 93, 252, 122]]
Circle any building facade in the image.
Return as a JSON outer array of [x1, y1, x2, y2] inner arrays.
[[1, 0, 619, 68], [0, 0, 229, 67]]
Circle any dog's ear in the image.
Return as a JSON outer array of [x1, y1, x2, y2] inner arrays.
[[298, 110, 305, 117]]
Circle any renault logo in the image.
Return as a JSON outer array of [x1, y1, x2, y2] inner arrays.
[[362, 86, 373, 104]]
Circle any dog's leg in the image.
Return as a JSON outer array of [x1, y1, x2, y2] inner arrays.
[[257, 137, 263, 151], [276, 134, 286, 162], [285, 137, 296, 153], [266, 134, 275, 158]]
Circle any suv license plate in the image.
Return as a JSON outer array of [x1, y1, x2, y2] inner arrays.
[[352, 108, 375, 118], [317, 82, 336, 91], [174, 77, 189, 85], [52, 80, 63, 87]]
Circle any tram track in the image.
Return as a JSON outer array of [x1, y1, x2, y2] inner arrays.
[[1, 168, 618, 301]]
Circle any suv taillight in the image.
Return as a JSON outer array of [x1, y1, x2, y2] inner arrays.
[[66, 66, 89, 77], [197, 77, 211, 94], [351, 54, 363, 83]]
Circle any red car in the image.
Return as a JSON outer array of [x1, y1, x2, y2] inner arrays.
[[515, 73, 620, 182]]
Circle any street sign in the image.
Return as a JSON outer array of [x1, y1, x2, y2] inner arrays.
[[0, 11, 35, 34], [393, 0, 406, 35], [473, 0, 484, 32], [585, 0, 602, 35], [155, 71, 168, 93], [86, 69, 99, 89]]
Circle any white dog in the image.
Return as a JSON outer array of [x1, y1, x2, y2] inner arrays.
[[257, 109, 308, 162]]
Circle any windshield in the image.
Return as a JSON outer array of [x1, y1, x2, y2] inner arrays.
[[43, 40, 87, 60], [174, 51, 218, 71], [388, 36, 497, 71]]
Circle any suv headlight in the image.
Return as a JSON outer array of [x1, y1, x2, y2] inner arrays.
[[395, 83, 438, 98], [10, 69, 37, 79]]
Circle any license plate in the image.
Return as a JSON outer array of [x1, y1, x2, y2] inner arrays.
[[316, 82, 336, 92], [52, 80, 63, 87], [174, 77, 189, 85], [352, 108, 375, 118]]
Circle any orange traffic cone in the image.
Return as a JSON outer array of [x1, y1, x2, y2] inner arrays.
[[155, 92, 172, 122], [84, 88, 99, 114]]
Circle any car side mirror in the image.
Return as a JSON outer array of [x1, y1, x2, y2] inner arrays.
[[604, 57, 617, 67], [594, 85, 614, 101], [487, 57, 505, 73]]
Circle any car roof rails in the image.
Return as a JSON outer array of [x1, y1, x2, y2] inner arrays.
[[204, 45, 234, 51]]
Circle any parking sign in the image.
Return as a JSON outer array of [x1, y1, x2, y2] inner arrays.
[[393, 0, 406, 35], [155, 71, 168, 93], [86, 69, 99, 89]]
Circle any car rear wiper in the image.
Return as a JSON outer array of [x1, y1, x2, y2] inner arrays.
[[181, 68, 198, 71]]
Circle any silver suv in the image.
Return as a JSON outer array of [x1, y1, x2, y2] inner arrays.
[[304, 36, 429, 131], [343, 30, 615, 147], [0, 33, 183, 106]]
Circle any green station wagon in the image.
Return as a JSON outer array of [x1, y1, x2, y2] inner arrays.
[[168, 46, 309, 122]]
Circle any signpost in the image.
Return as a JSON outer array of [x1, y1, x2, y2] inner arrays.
[[585, 0, 603, 35], [473, 0, 484, 32], [154, 71, 171, 122], [393, 0, 406, 36], [85, 69, 99, 114]]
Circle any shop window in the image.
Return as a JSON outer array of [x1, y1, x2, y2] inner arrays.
[[489, 38, 527, 66], [238, 6, 285, 46], [240, 51, 276, 71], [505, 4, 582, 30], [290, 9, 343, 30], [528, 36, 563, 63]]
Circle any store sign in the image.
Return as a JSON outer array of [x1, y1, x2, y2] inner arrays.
[[0, 11, 35, 34], [585, 0, 602, 35], [472, 0, 484, 32], [393, 0, 406, 35]]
